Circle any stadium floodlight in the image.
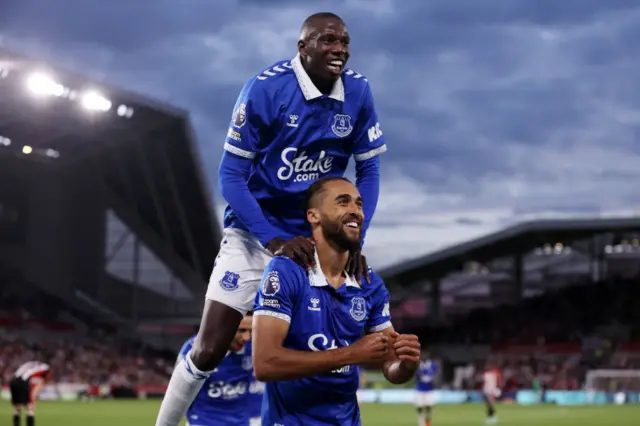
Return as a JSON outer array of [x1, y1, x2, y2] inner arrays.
[[0, 136, 10, 146], [45, 148, 60, 158], [81, 90, 112, 112], [22, 145, 33, 154], [25, 72, 66, 97], [117, 104, 134, 118]]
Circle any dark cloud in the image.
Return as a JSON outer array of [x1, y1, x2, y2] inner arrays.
[[2, 0, 640, 268]]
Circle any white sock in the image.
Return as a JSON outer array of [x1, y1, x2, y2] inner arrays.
[[417, 413, 425, 426], [155, 350, 211, 426]]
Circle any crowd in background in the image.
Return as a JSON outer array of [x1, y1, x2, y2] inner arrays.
[[2, 276, 640, 392]]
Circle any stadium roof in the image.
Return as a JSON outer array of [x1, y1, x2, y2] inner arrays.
[[0, 48, 221, 295], [379, 217, 640, 284]]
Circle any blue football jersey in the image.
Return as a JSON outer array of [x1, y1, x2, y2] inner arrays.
[[253, 253, 392, 425], [180, 336, 253, 426], [223, 54, 387, 240], [415, 360, 438, 392]]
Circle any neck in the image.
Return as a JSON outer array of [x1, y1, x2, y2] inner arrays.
[[313, 232, 349, 288], [301, 58, 333, 94]]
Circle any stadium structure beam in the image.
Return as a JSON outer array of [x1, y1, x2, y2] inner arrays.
[[155, 127, 203, 276], [106, 192, 206, 296]]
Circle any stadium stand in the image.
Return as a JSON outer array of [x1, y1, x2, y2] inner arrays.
[[0, 49, 219, 398], [374, 217, 640, 395]]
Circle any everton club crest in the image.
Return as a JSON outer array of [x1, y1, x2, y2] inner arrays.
[[220, 271, 240, 291], [331, 113, 353, 138], [349, 296, 366, 321]]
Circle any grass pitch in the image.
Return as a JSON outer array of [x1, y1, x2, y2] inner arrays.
[[2, 400, 639, 426]]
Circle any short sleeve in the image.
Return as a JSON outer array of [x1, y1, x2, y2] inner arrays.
[[350, 83, 387, 162], [253, 257, 300, 324], [366, 275, 392, 333], [224, 78, 272, 160]]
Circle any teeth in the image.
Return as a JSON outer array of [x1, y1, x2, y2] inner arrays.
[[346, 222, 359, 228], [329, 60, 343, 66]]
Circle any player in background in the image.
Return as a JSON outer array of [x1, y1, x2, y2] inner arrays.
[[414, 352, 438, 426], [9, 361, 51, 426], [179, 313, 254, 426], [481, 361, 502, 424], [252, 177, 419, 425], [247, 366, 265, 426], [155, 11, 386, 426]]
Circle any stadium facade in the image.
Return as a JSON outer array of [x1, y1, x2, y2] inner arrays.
[[379, 217, 640, 327], [0, 49, 220, 328]]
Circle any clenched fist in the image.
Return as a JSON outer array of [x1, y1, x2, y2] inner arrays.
[[348, 332, 389, 366], [390, 331, 421, 370]]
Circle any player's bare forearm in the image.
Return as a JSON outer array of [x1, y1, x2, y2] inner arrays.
[[253, 314, 356, 382], [377, 326, 420, 385], [253, 344, 355, 382], [383, 359, 417, 385]]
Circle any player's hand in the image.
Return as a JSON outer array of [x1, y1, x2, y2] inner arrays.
[[347, 249, 370, 285], [390, 330, 421, 370], [267, 236, 316, 269], [349, 332, 389, 365]]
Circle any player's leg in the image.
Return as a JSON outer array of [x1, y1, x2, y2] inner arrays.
[[423, 391, 435, 426], [414, 392, 425, 426], [12, 405, 22, 426], [25, 403, 35, 426], [483, 392, 497, 424], [155, 229, 269, 426]]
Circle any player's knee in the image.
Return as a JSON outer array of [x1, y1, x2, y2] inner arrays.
[[191, 301, 244, 370]]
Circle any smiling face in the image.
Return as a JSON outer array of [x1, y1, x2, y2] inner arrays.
[[306, 178, 364, 252], [298, 15, 350, 87], [229, 313, 253, 352]]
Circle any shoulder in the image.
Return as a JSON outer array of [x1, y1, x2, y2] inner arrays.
[[263, 256, 306, 289], [342, 66, 373, 98], [237, 59, 296, 106], [360, 269, 390, 301]]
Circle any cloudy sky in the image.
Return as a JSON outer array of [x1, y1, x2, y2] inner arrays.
[[2, 0, 640, 269]]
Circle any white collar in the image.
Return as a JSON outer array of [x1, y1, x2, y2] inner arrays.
[[291, 54, 345, 102], [307, 249, 359, 288]]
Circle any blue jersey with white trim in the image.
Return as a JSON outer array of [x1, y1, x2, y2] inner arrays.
[[415, 360, 438, 392], [253, 254, 392, 425], [223, 54, 387, 240], [180, 336, 253, 426]]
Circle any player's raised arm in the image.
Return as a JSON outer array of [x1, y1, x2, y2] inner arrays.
[[252, 258, 388, 381], [218, 79, 282, 248], [350, 82, 387, 241], [365, 277, 421, 385]]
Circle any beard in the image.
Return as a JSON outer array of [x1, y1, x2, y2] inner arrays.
[[320, 215, 361, 252]]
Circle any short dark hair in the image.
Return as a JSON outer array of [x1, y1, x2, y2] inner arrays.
[[245, 310, 253, 316], [301, 12, 344, 32], [304, 176, 352, 210]]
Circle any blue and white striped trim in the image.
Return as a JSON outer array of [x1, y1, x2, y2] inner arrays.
[[183, 351, 209, 380], [354, 144, 387, 162], [254, 310, 291, 323], [343, 69, 368, 82], [367, 320, 392, 333], [257, 62, 293, 81], [223, 142, 256, 160]]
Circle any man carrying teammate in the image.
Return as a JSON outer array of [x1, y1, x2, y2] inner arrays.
[[252, 177, 419, 425], [179, 312, 255, 426], [9, 361, 51, 426], [415, 352, 439, 426], [155, 11, 386, 426]]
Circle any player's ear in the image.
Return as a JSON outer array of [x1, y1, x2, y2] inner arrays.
[[306, 208, 320, 225], [298, 39, 307, 57]]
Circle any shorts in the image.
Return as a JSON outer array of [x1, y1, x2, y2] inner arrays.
[[9, 377, 31, 405], [205, 228, 273, 315], [414, 391, 436, 407], [249, 417, 261, 426]]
